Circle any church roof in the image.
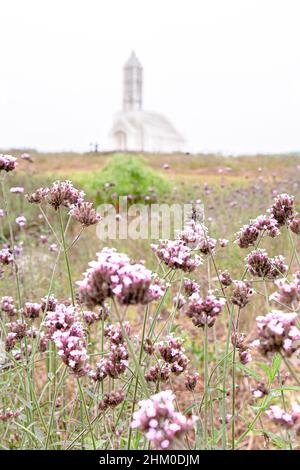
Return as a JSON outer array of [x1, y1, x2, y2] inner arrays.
[[111, 110, 184, 142]]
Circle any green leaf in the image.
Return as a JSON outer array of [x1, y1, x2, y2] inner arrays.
[[269, 354, 282, 383], [237, 363, 262, 381]]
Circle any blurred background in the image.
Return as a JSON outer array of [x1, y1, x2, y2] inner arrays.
[[1, 0, 300, 154]]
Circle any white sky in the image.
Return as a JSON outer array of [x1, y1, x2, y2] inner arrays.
[[1, 0, 300, 154]]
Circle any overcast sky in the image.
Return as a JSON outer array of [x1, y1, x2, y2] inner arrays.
[[1, 0, 300, 154]]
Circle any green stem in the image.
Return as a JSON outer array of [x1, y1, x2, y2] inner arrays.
[[58, 209, 75, 305], [113, 298, 149, 397], [286, 225, 300, 267], [76, 377, 96, 450], [45, 366, 67, 449], [231, 307, 241, 450], [203, 323, 209, 449], [127, 305, 149, 449]]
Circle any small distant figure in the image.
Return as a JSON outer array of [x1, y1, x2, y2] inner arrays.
[[89, 142, 99, 153]]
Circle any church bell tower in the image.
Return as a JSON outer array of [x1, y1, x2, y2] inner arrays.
[[123, 51, 143, 112]]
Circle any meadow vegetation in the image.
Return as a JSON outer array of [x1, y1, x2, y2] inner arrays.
[[0, 150, 300, 450]]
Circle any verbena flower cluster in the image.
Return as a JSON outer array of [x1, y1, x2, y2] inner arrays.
[[69, 201, 102, 227], [183, 278, 200, 296], [231, 332, 252, 365], [266, 403, 300, 429], [177, 219, 216, 254], [0, 296, 17, 316], [184, 372, 199, 391], [0, 408, 21, 421], [235, 215, 279, 249], [269, 193, 294, 226], [27, 180, 100, 226], [0, 248, 13, 265], [231, 281, 253, 308], [270, 273, 300, 309], [90, 322, 129, 382], [235, 193, 295, 249], [255, 310, 300, 357], [185, 292, 226, 328], [131, 390, 198, 449], [158, 335, 189, 375], [78, 247, 165, 307], [151, 239, 201, 272], [0, 154, 17, 172], [45, 303, 90, 376], [219, 270, 232, 287], [246, 249, 287, 279], [98, 390, 125, 412]]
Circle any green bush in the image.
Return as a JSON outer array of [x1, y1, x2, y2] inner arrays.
[[89, 153, 171, 204]]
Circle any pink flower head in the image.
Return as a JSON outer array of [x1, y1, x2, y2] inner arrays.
[[27, 187, 49, 204], [0, 248, 13, 265], [269, 193, 294, 226], [23, 302, 42, 319], [0, 154, 17, 172], [173, 293, 186, 310], [78, 248, 165, 307], [131, 390, 198, 450], [219, 270, 232, 287], [41, 294, 58, 312], [145, 361, 171, 383], [184, 372, 199, 391], [20, 153, 33, 162], [231, 281, 253, 308], [0, 296, 17, 316], [183, 278, 200, 296], [219, 238, 229, 248], [10, 187, 24, 194], [151, 239, 201, 272], [255, 310, 300, 357], [235, 223, 259, 249], [49, 243, 58, 252], [53, 328, 89, 376], [15, 216, 26, 228], [186, 293, 225, 328], [266, 403, 300, 428], [48, 180, 84, 210], [177, 220, 216, 254], [98, 390, 124, 411], [289, 216, 300, 235], [45, 303, 77, 335], [0, 408, 22, 422], [270, 276, 300, 308], [69, 202, 101, 226]]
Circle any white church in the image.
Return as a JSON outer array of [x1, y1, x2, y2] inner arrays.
[[109, 52, 185, 153]]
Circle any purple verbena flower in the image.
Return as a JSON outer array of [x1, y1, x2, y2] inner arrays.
[[23, 302, 42, 319], [269, 193, 294, 226], [184, 372, 199, 391], [0, 155, 17, 172], [266, 403, 300, 428], [151, 240, 201, 272], [255, 310, 300, 357], [131, 390, 198, 450], [231, 281, 253, 308], [69, 202, 101, 227], [186, 293, 225, 328], [0, 296, 17, 316]]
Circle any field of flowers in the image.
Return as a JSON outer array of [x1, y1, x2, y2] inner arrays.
[[0, 150, 300, 450]]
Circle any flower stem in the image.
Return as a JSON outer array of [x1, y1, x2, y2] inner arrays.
[[58, 209, 75, 306], [127, 304, 149, 449]]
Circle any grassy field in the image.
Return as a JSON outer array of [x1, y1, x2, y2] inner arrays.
[[1, 150, 300, 450]]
